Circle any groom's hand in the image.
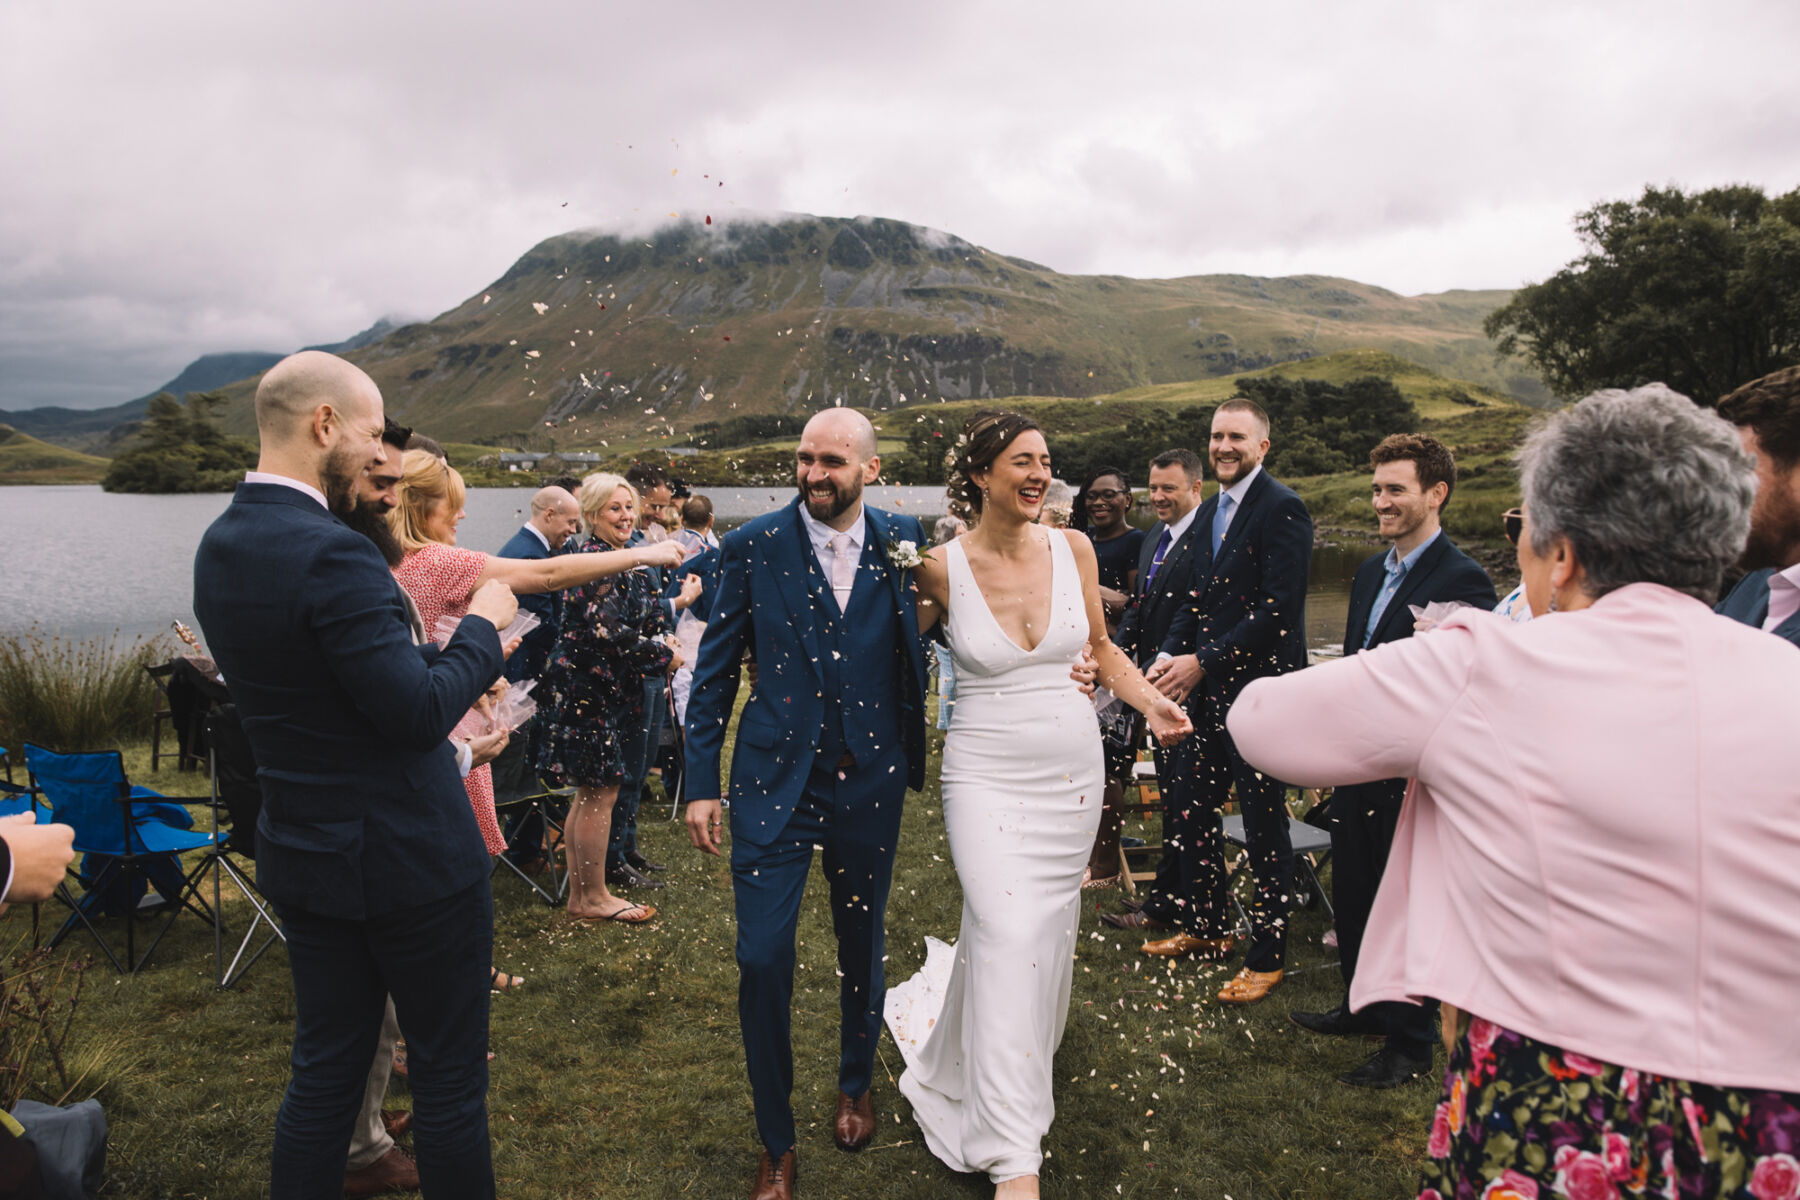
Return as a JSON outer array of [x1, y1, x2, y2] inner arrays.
[[1069, 644, 1099, 695], [685, 799, 725, 856]]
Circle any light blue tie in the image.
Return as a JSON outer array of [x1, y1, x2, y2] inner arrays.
[[1211, 493, 1234, 553]]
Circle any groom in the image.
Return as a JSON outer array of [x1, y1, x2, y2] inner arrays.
[[684, 408, 929, 1200]]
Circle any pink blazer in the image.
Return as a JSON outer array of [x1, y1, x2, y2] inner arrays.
[[1228, 583, 1800, 1091]]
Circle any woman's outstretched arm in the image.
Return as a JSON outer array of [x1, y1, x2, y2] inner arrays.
[[473, 538, 686, 597]]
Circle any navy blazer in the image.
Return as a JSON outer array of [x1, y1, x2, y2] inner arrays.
[[1716, 568, 1800, 648], [665, 544, 722, 624], [685, 500, 928, 842], [1165, 469, 1314, 705], [1115, 516, 1205, 670], [1343, 532, 1498, 656], [496, 524, 561, 682], [193, 483, 504, 920]]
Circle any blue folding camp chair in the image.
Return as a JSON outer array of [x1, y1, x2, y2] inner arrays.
[[24, 743, 222, 973]]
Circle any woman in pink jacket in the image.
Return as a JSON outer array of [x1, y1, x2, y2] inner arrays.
[[1230, 386, 1800, 1200]]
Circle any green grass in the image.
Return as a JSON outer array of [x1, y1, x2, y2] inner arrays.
[[0, 424, 109, 485], [26, 714, 1437, 1199], [0, 629, 171, 759]]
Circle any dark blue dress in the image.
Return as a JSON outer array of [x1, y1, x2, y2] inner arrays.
[[534, 537, 673, 788]]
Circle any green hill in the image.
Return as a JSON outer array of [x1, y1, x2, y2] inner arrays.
[[181, 214, 1536, 448], [0, 424, 109, 484]]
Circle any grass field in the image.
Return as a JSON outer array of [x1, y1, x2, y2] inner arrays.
[[0, 424, 109, 485], [17, 706, 1440, 1200]]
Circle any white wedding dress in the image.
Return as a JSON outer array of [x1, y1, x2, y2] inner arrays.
[[885, 528, 1104, 1183]]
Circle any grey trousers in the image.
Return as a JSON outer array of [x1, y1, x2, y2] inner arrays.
[[345, 996, 401, 1170]]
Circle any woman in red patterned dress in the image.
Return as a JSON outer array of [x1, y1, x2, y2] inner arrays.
[[388, 451, 683, 980]]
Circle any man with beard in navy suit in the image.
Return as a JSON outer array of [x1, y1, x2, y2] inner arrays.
[[1716, 366, 1800, 648]]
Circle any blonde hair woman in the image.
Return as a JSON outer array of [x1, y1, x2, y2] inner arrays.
[[387, 455, 683, 939], [533, 473, 682, 923]]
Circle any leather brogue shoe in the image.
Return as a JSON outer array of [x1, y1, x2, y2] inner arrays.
[[379, 1108, 412, 1138], [343, 1145, 419, 1197], [606, 862, 666, 891], [627, 850, 668, 873], [1338, 1043, 1432, 1089], [1099, 909, 1170, 933], [751, 1149, 797, 1200], [1140, 933, 1234, 959], [834, 1089, 875, 1151], [1289, 1004, 1383, 1038], [1216, 967, 1283, 1005]]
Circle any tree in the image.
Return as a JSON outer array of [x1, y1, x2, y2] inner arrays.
[[102, 391, 256, 493], [1485, 184, 1800, 404]]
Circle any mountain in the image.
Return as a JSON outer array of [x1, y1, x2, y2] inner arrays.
[[284, 214, 1537, 446], [0, 423, 110, 485], [0, 318, 403, 454]]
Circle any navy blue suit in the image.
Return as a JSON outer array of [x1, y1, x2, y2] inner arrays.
[[194, 482, 503, 1200], [1157, 469, 1313, 971], [1333, 532, 1495, 1052], [1717, 568, 1800, 647], [494, 524, 560, 684], [685, 499, 927, 1159]]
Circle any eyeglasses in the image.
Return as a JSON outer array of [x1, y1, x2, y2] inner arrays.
[[1502, 507, 1523, 545], [1086, 489, 1131, 502]]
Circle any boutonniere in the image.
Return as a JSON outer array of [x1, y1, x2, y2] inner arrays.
[[886, 539, 924, 570]]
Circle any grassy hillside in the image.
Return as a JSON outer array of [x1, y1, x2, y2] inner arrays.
[[0, 424, 109, 484], [178, 215, 1533, 450]]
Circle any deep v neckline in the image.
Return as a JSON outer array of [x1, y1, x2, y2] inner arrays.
[[955, 529, 1060, 655]]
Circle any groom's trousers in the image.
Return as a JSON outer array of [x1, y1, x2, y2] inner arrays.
[[731, 745, 906, 1160]]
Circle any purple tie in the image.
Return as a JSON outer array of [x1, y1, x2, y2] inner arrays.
[[1144, 527, 1174, 590]]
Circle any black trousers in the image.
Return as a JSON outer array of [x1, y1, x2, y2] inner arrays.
[[1331, 780, 1435, 1053], [271, 880, 495, 1200], [1145, 690, 1294, 972]]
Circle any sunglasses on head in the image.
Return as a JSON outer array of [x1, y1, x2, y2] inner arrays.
[[1503, 508, 1523, 545]]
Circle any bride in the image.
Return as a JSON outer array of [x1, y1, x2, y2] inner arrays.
[[886, 411, 1192, 1198]]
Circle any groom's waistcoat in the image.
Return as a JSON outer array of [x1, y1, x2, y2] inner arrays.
[[813, 537, 903, 768]]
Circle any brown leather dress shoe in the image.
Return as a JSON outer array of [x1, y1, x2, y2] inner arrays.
[[1098, 909, 1171, 933], [1140, 933, 1235, 959], [1217, 967, 1283, 1005], [751, 1149, 797, 1200], [834, 1089, 874, 1151], [379, 1108, 412, 1138], [343, 1145, 419, 1197]]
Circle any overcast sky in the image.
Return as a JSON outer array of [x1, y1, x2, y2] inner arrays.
[[3, 0, 1796, 411]]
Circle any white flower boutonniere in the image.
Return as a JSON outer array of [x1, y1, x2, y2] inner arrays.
[[886, 539, 924, 570]]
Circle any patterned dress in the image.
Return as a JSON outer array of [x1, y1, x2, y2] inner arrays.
[[1421, 1018, 1800, 1200], [534, 537, 673, 788], [392, 541, 505, 856]]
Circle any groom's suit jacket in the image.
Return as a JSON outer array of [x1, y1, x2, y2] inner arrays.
[[685, 498, 929, 848], [1165, 468, 1313, 708], [1115, 514, 1205, 671], [1716, 568, 1800, 648]]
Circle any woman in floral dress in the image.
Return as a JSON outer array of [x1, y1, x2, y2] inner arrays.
[[534, 473, 679, 924]]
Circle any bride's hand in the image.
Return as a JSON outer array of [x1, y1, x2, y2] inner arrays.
[[1145, 696, 1193, 746]]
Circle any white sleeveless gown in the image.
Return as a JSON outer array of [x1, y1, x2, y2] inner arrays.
[[884, 529, 1105, 1183]]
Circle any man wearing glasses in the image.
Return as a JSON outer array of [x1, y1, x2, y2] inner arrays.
[[1288, 433, 1495, 1087]]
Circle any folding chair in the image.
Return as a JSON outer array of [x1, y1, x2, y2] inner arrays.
[[145, 662, 204, 773], [1221, 797, 1336, 972], [491, 780, 573, 906], [197, 706, 285, 988], [25, 743, 222, 973]]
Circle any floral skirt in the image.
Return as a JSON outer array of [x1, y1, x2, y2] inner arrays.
[[1420, 1018, 1800, 1200]]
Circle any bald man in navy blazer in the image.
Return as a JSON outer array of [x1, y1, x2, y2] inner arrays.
[[194, 352, 515, 1200]]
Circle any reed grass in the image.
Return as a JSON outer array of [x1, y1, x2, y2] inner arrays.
[[0, 627, 168, 758]]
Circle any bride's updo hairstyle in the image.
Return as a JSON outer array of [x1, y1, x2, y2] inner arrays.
[[946, 409, 1043, 523]]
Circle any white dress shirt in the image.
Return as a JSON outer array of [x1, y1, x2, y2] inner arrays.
[[244, 470, 328, 509], [798, 501, 867, 611], [520, 522, 550, 552]]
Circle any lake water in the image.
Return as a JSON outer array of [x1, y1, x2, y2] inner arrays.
[[0, 485, 1371, 653]]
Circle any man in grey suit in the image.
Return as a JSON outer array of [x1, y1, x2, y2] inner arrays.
[[1716, 366, 1800, 647]]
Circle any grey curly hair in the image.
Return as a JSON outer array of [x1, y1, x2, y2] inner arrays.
[[1517, 384, 1755, 604]]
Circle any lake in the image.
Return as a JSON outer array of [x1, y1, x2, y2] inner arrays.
[[0, 485, 1374, 653]]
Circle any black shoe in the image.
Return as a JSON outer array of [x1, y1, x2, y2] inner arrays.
[[626, 851, 667, 873], [606, 862, 666, 891], [1120, 835, 1147, 848], [1338, 1044, 1432, 1089], [1290, 1004, 1383, 1037]]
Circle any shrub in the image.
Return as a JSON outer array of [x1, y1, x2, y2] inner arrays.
[[0, 628, 165, 756]]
